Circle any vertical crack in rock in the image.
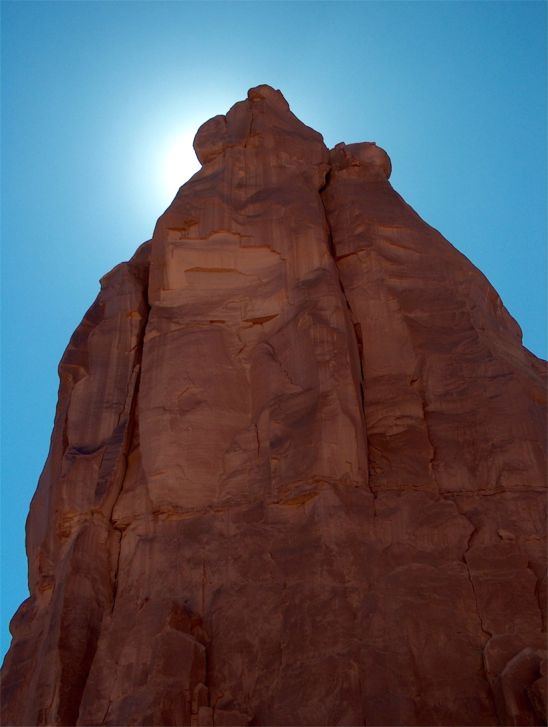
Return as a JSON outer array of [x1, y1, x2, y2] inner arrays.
[[451, 500, 502, 718], [107, 361, 144, 613], [416, 383, 439, 492], [463, 532, 492, 641], [104, 254, 151, 613], [451, 498, 492, 639], [321, 187, 371, 489], [462, 547, 500, 720], [527, 560, 546, 631]]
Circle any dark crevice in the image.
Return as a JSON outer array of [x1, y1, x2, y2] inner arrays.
[[450, 500, 499, 720], [318, 167, 332, 196], [109, 530, 123, 615], [334, 250, 359, 263], [333, 251, 365, 415], [60, 404, 70, 461], [416, 384, 439, 492], [319, 178, 370, 489], [104, 269, 150, 611], [352, 322, 365, 412], [463, 559, 499, 722], [107, 358, 145, 614], [527, 561, 546, 631]]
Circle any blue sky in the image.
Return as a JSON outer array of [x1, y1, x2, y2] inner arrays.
[[1, 1, 546, 660]]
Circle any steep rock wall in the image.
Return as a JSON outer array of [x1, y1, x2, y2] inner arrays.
[[1, 85, 546, 727]]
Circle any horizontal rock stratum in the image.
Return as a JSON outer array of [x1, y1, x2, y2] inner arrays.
[[1, 85, 546, 727]]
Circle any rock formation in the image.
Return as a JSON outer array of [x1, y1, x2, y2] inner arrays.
[[1, 85, 546, 727]]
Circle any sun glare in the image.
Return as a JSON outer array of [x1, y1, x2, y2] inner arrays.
[[162, 128, 201, 199]]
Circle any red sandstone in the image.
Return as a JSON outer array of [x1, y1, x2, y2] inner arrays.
[[1, 85, 546, 726]]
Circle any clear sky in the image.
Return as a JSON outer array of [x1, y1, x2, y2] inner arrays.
[[1, 1, 546, 661]]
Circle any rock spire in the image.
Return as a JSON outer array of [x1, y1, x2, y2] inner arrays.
[[1, 85, 546, 726]]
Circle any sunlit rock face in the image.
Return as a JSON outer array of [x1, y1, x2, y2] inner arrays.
[[1, 85, 546, 727]]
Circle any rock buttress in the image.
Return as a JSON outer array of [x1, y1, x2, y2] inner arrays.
[[1, 242, 150, 725], [322, 140, 547, 725]]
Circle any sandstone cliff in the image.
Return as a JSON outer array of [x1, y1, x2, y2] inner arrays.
[[1, 85, 546, 727]]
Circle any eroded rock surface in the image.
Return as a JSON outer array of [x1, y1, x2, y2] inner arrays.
[[1, 85, 546, 727]]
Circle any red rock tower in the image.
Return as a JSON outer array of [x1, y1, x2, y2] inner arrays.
[[1, 86, 546, 726]]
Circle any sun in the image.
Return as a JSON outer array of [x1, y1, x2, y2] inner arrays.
[[162, 128, 201, 199]]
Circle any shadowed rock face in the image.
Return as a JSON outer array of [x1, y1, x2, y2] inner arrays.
[[1, 85, 546, 727]]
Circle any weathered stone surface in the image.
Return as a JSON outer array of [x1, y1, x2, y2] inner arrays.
[[1, 86, 546, 726], [322, 140, 546, 496]]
